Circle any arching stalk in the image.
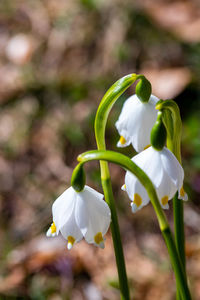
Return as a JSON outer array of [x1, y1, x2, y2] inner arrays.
[[76, 149, 192, 300]]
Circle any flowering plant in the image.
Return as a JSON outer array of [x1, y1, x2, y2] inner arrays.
[[47, 74, 192, 300], [47, 185, 111, 250]]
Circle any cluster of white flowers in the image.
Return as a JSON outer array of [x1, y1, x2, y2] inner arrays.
[[116, 94, 188, 213], [47, 91, 187, 249]]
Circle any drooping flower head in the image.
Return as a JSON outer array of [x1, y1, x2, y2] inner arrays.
[[115, 94, 159, 152], [122, 146, 188, 213], [47, 186, 111, 250]]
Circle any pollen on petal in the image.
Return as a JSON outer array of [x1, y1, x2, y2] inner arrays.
[[46, 227, 52, 237], [46, 222, 57, 237], [144, 144, 151, 150], [121, 184, 126, 191], [119, 136, 126, 145], [180, 186, 185, 198], [161, 195, 169, 206], [133, 193, 142, 207], [179, 186, 188, 201], [67, 235, 75, 250], [94, 232, 104, 248], [50, 222, 57, 234]]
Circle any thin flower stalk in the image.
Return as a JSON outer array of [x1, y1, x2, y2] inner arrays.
[[156, 100, 187, 300], [95, 74, 139, 300]]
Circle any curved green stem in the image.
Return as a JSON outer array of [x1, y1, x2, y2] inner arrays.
[[95, 73, 138, 151], [156, 100, 186, 300], [156, 100, 182, 162], [77, 150, 192, 300], [95, 74, 139, 299]]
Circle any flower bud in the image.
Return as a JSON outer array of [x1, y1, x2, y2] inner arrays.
[[151, 112, 167, 151], [71, 163, 86, 192], [135, 76, 152, 103]]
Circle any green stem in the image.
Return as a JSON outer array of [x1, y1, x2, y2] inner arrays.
[[102, 176, 130, 300], [95, 74, 139, 299], [156, 100, 181, 161], [95, 73, 138, 152], [173, 195, 185, 300], [78, 150, 192, 300], [156, 100, 186, 300]]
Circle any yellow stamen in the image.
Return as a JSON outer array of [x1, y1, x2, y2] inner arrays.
[[68, 235, 75, 245], [121, 184, 126, 191], [144, 144, 150, 150], [133, 193, 142, 207], [161, 195, 169, 206], [94, 232, 104, 245], [50, 222, 56, 234], [180, 186, 185, 197], [119, 136, 126, 145], [67, 236, 75, 250]]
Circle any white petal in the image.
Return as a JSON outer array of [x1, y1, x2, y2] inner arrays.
[[74, 187, 94, 236], [178, 186, 188, 201], [132, 147, 163, 187], [131, 202, 142, 213], [179, 192, 188, 201], [125, 172, 148, 202], [121, 184, 126, 191], [115, 96, 145, 147], [160, 147, 184, 189], [115, 95, 141, 129], [131, 100, 158, 152], [149, 94, 159, 106], [46, 227, 57, 237], [117, 137, 131, 148], [84, 185, 105, 198], [52, 187, 76, 233], [125, 171, 150, 212], [67, 243, 73, 250], [162, 203, 169, 210], [115, 94, 159, 152], [156, 171, 177, 209], [60, 208, 83, 247], [75, 186, 111, 244], [157, 171, 177, 200]]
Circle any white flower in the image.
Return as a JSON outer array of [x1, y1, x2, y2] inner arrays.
[[115, 94, 159, 152], [122, 146, 188, 213], [46, 185, 111, 250]]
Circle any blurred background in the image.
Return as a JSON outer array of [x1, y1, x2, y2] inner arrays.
[[0, 0, 200, 299]]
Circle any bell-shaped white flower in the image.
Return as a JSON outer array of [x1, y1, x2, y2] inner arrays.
[[115, 94, 159, 152], [122, 146, 188, 213], [46, 185, 111, 250]]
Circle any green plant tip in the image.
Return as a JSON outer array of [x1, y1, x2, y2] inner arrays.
[[136, 76, 152, 103], [71, 163, 86, 192]]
